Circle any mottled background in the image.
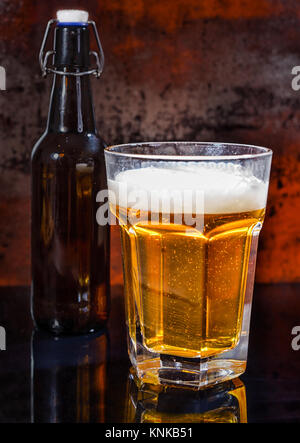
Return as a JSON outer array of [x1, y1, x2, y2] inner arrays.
[[0, 0, 300, 286]]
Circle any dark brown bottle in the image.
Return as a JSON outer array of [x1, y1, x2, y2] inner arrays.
[[31, 12, 110, 334]]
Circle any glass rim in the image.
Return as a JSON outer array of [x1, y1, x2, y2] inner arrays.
[[104, 141, 273, 161]]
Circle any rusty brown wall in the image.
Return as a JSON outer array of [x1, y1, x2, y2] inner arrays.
[[0, 0, 300, 285]]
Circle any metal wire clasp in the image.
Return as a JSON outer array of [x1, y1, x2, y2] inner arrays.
[[39, 19, 105, 78]]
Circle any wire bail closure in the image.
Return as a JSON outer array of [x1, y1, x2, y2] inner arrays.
[[39, 19, 105, 78]]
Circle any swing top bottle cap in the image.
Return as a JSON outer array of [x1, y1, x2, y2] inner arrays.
[[54, 10, 91, 68], [56, 10, 89, 24]]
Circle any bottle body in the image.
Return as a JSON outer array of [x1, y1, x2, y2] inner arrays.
[[31, 131, 110, 334]]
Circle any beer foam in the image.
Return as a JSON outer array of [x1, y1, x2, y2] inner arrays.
[[108, 163, 268, 214]]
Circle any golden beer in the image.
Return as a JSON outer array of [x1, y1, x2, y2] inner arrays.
[[105, 142, 272, 387], [112, 203, 265, 359]]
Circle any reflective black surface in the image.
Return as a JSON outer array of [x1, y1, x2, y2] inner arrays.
[[0, 284, 299, 423]]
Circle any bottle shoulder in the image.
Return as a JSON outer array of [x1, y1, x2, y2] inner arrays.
[[31, 132, 107, 163]]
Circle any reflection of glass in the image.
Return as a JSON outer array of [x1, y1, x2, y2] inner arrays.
[[105, 142, 272, 388], [125, 371, 247, 423], [31, 329, 107, 423]]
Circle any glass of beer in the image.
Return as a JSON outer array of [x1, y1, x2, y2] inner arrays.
[[104, 142, 272, 388]]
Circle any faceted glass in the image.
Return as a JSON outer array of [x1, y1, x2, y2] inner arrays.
[[105, 142, 272, 388]]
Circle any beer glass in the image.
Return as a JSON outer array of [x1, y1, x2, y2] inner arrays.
[[104, 142, 272, 388]]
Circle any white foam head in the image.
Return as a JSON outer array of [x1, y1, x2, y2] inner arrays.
[[108, 162, 268, 215], [56, 10, 89, 23]]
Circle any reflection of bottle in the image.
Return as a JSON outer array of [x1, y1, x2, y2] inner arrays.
[[31, 329, 108, 423], [31, 10, 109, 334], [125, 371, 247, 423]]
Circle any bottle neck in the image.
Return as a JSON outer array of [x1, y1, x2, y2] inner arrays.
[[46, 24, 97, 134], [46, 72, 97, 134]]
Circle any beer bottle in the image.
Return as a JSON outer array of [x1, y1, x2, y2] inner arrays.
[[31, 10, 110, 334]]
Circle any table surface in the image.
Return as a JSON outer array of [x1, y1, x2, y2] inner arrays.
[[0, 283, 299, 423]]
